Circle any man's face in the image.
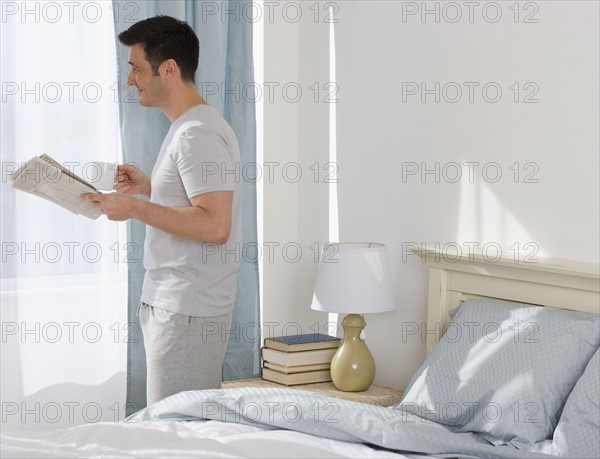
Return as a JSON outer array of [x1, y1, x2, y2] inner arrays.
[[126, 44, 164, 107]]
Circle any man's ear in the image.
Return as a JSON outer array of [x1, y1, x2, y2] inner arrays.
[[161, 59, 179, 82]]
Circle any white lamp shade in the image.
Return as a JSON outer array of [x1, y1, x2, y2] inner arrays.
[[311, 243, 397, 314]]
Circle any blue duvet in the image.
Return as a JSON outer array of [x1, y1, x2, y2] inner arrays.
[[127, 387, 557, 459]]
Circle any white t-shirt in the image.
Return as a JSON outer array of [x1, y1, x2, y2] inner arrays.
[[141, 104, 242, 317]]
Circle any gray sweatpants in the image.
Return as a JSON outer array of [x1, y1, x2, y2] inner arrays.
[[139, 303, 232, 405]]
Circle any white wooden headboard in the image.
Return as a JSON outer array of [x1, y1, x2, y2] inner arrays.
[[412, 246, 600, 354]]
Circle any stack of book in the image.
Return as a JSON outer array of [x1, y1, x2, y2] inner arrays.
[[261, 333, 342, 386]]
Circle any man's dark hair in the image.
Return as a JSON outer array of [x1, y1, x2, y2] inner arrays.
[[118, 15, 199, 83]]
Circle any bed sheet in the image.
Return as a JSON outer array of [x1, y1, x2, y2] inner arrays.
[[1, 387, 557, 459], [129, 387, 557, 459], [1, 418, 418, 458]]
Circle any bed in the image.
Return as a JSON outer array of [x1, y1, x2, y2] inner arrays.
[[2, 247, 599, 458]]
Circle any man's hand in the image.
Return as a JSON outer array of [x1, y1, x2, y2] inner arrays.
[[114, 164, 151, 198], [81, 192, 140, 221]]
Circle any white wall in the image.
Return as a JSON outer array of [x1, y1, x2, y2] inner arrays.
[[263, 1, 599, 389]]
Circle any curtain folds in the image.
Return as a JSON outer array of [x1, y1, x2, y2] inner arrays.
[[112, 0, 259, 414]]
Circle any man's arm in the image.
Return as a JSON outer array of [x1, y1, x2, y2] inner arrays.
[[135, 191, 233, 243], [81, 190, 233, 244]]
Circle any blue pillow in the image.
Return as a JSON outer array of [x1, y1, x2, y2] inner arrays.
[[395, 299, 600, 449], [539, 348, 600, 457]]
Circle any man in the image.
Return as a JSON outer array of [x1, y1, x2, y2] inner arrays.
[[82, 15, 242, 405]]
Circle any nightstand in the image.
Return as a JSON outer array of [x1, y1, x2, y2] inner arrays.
[[222, 378, 403, 407]]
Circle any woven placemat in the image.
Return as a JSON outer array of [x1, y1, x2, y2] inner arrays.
[[223, 378, 403, 406]]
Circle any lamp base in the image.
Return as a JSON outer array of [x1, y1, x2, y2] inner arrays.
[[330, 314, 375, 392]]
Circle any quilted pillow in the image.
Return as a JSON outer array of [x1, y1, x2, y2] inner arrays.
[[395, 298, 600, 449]]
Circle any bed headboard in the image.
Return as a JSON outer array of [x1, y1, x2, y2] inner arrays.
[[412, 246, 600, 354]]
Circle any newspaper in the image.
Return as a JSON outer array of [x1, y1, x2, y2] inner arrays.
[[9, 154, 117, 220]]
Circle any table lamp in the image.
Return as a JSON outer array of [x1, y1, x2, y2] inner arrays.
[[311, 242, 397, 391]]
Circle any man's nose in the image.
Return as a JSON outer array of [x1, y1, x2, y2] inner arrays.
[[127, 71, 136, 86]]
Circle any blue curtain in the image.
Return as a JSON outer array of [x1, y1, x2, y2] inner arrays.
[[112, 0, 260, 414]]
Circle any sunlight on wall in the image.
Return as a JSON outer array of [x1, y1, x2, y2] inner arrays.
[[328, 7, 339, 330], [457, 173, 548, 260]]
